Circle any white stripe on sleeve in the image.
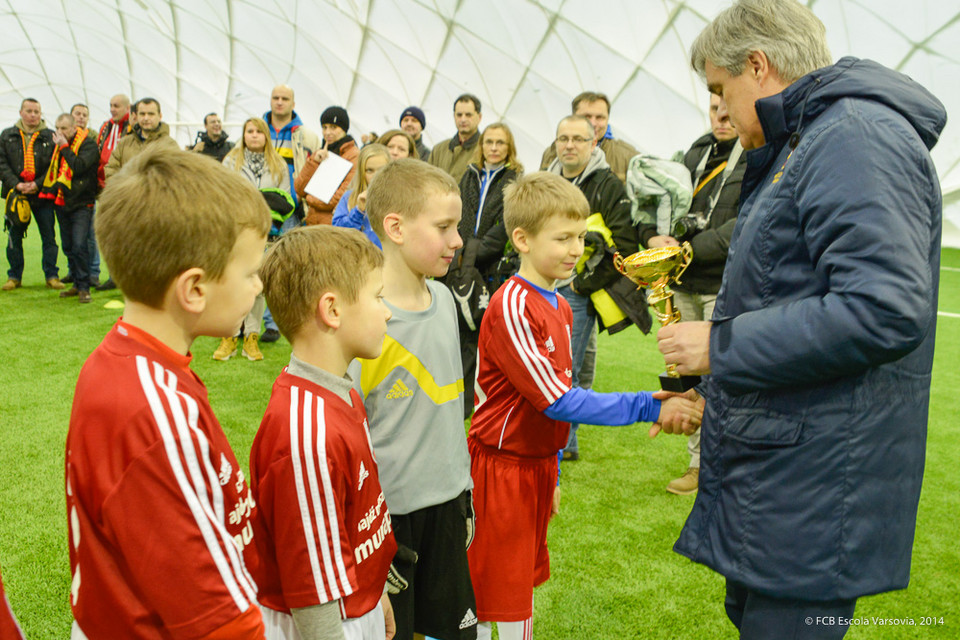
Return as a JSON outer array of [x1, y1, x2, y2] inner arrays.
[[501, 282, 568, 404], [135, 356, 254, 612], [288, 386, 330, 603]]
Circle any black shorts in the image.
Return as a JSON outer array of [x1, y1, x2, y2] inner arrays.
[[389, 492, 478, 640]]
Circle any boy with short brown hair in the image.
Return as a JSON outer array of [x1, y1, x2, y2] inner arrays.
[[350, 158, 478, 640], [468, 172, 702, 640], [251, 226, 398, 640], [65, 147, 271, 639]]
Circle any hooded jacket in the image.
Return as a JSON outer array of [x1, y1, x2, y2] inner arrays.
[[0, 119, 54, 202], [103, 122, 180, 181], [540, 135, 638, 184], [547, 148, 638, 295], [674, 57, 946, 600]]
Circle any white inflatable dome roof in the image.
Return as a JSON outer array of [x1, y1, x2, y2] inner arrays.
[[1, 0, 957, 241]]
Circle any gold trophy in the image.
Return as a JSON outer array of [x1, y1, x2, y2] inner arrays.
[[614, 242, 700, 392]]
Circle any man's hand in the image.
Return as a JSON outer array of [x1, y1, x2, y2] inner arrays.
[[550, 486, 561, 521], [647, 235, 680, 248], [16, 182, 36, 194], [381, 594, 396, 640], [52, 131, 68, 147], [649, 390, 703, 437], [657, 321, 712, 376]]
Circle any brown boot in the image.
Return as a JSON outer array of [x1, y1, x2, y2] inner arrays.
[[666, 467, 699, 495], [46, 277, 65, 290], [242, 333, 264, 361], [1, 279, 21, 291]]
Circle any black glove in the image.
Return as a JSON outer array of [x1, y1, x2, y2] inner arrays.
[[385, 544, 418, 594]]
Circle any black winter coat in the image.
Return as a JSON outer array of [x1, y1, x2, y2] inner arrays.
[[56, 134, 100, 210], [0, 125, 55, 202], [675, 134, 745, 294], [573, 166, 637, 296], [458, 164, 517, 273]]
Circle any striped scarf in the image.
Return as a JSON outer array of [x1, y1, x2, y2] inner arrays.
[[19, 130, 39, 181], [40, 128, 87, 206]]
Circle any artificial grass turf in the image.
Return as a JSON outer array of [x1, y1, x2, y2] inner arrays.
[[0, 233, 957, 639]]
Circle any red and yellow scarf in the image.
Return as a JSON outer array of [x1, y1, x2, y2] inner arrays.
[[40, 128, 87, 206], [19, 130, 39, 181]]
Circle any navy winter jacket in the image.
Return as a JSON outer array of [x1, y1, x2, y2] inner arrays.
[[674, 57, 946, 600]]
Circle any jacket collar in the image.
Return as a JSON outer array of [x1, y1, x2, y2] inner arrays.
[[447, 130, 480, 152]]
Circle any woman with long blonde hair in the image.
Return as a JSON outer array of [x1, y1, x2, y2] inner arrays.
[[222, 117, 288, 190], [332, 143, 391, 248]]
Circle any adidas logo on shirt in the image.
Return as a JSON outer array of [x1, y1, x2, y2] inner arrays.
[[459, 608, 478, 629], [385, 379, 414, 399], [358, 461, 369, 491]]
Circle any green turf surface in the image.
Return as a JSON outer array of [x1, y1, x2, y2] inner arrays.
[[1, 234, 957, 638]]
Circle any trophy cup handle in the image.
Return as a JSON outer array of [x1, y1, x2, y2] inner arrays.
[[613, 251, 625, 274], [673, 241, 694, 286]]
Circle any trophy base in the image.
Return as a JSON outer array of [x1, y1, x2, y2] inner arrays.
[[659, 372, 701, 393]]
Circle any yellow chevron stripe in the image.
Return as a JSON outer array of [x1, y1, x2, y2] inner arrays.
[[359, 335, 464, 404]]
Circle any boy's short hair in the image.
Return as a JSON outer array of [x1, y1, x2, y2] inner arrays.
[[96, 147, 271, 308], [503, 172, 589, 237], [366, 159, 459, 240], [260, 226, 384, 340]]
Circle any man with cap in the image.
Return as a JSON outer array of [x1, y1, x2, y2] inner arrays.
[[293, 106, 358, 225], [400, 106, 429, 161]]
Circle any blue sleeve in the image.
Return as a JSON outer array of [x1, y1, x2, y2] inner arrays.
[[332, 191, 363, 230], [544, 387, 660, 425]]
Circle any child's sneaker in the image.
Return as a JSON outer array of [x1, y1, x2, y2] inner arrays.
[[242, 333, 263, 361], [212, 336, 238, 361]]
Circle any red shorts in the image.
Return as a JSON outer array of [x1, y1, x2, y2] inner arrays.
[[467, 437, 558, 621]]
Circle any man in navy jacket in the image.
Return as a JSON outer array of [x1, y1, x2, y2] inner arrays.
[[657, 1, 946, 638]]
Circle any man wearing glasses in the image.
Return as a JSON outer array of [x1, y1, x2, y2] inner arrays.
[[545, 115, 638, 461], [540, 91, 638, 183]]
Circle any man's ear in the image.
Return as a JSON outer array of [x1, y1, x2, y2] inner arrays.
[[316, 291, 341, 329], [746, 50, 772, 83], [382, 212, 403, 245], [512, 227, 530, 254], [172, 267, 207, 314]]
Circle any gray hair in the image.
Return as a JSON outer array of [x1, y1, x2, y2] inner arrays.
[[690, 0, 832, 83], [55, 113, 75, 126]]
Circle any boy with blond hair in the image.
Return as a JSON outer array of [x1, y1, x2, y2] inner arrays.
[[65, 147, 270, 639], [468, 173, 703, 640], [348, 158, 477, 640], [250, 226, 398, 640]]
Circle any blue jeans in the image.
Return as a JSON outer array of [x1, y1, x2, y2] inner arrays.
[[6, 198, 58, 281], [55, 206, 93, 290], [88, 207, 100, 279], [558, 285, 596, 454]]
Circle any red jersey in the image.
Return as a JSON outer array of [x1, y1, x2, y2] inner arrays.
[[65, 321, 262, 639], [250, 371, 396, 619], [0, 564, 25, 640], [469, 277, 574, 458]]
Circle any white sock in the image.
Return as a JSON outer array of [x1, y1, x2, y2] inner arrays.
[[476, 621, 493, 640], [496, 619, 532, 640]]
